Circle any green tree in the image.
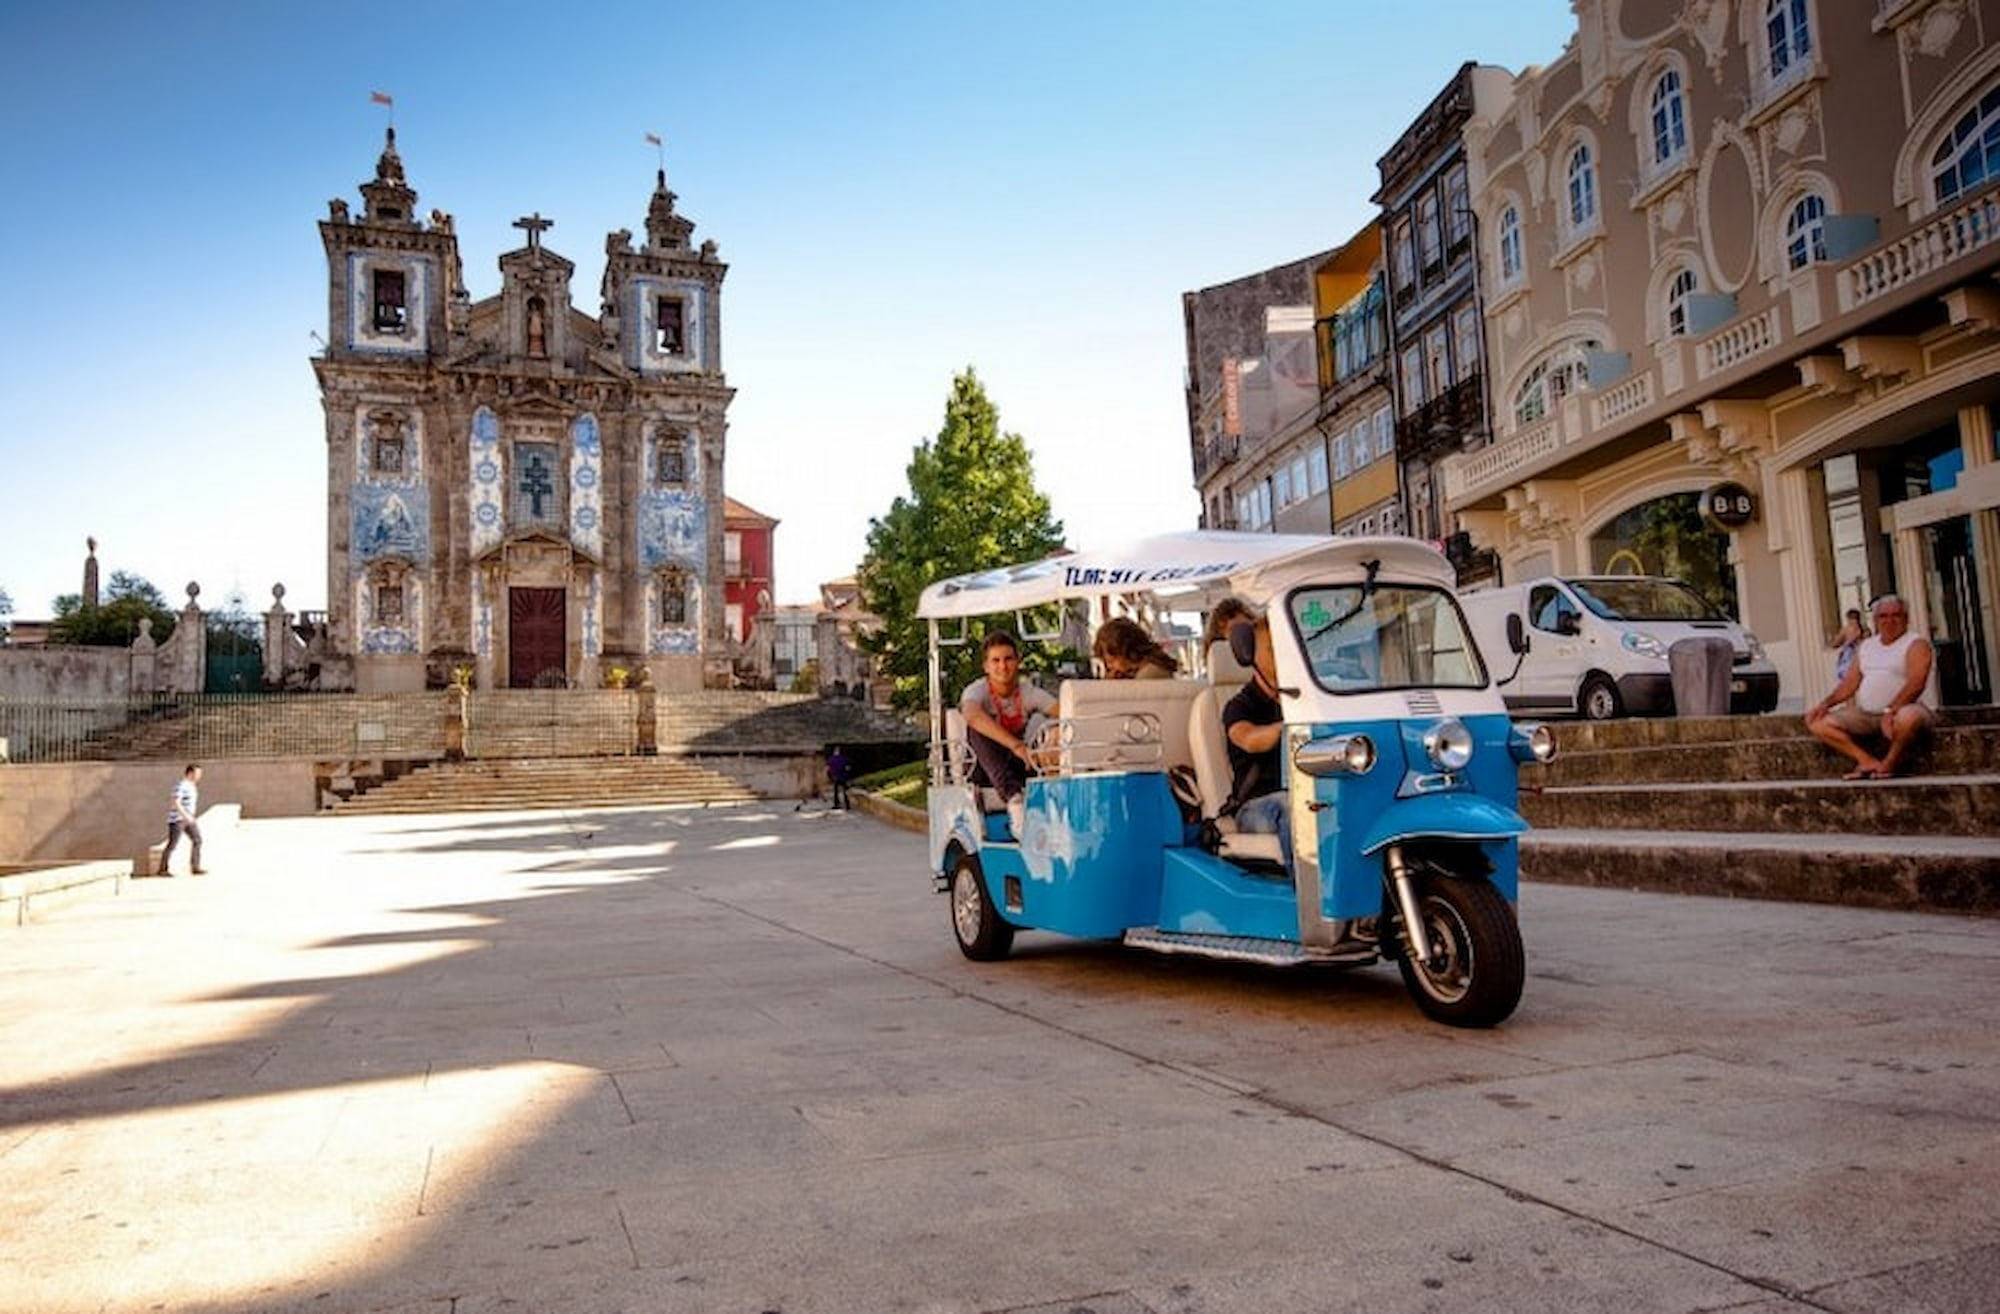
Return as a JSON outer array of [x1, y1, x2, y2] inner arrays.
[[0, 586, 11, 643], [50, 571, 177, 647], [859, 369, 1066, 710]]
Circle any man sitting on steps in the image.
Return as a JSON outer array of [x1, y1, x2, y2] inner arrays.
[[1805, 594, 1935, 779]]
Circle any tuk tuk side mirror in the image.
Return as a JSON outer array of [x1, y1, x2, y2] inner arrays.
[[1506, 613, 1529, 655]]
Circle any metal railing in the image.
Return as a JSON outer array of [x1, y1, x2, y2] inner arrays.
[[0, 693, 449, 764]]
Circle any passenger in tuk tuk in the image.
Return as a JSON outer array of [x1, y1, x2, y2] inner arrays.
[[1092, 616, 1180, 680], [1200, 596, 1253, 653], [959, 630, 1056, 837], [1222, 616, 1291, 871]]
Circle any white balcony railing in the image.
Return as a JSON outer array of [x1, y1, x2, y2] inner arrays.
[[1441, 416, 1560, 504], [1838, 189, 2000, 313], [1695, 306, 1781, 380], [1589, 370, 1655, 429]]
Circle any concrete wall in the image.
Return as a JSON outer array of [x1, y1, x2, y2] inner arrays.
[[0, 647, 135, 700], [0, 759, 319, 863]]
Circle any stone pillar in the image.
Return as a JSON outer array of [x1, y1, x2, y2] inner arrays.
[[263, 584, 293, 688], [1960, 404, 1995, 468], [1885, 516, 1942, 707], [175, 584, 206, 694], [128, 618, 158, 695], [1770, 463, 1830, 712]]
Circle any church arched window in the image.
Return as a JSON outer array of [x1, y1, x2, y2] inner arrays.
[[1931, 82, 2000, 205], [1513, 338, 1603, 427], [1785, 193, 1828, 270]]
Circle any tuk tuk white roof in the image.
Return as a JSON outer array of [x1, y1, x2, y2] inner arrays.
[[916, 531, 1456, 620]]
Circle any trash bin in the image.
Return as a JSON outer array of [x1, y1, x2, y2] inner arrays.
[[1668, 636, 1735, 717]]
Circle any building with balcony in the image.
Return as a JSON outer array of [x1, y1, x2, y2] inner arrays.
[[1182, 252, 1330, 532], [1453, 0, 2000, 709], [1312, 228, 1404, 536], [1377, 62, 1516, 585]]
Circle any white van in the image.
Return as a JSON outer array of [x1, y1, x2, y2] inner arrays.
[[1459, 576, 1780, 720]]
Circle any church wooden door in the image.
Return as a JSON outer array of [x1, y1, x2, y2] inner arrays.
[[508, 587, 567, 687]]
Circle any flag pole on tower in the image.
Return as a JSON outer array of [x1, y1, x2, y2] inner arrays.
[[645, 131, 664, 176], [371, 90, 395, 129]]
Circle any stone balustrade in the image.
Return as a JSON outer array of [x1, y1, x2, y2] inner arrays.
[[1696, 305, 1781, 380], [1589, 369, 1655, 429], [1839, 188, 2000, 313]]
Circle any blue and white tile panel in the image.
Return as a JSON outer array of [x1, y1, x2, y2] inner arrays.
[[569, 413, 603, 559], [645, 574, 701, 656], [353, 405, 423, 487], [469, 407, 504, 556], [355, 572, 423, 656], [350, 483, 429, 566]]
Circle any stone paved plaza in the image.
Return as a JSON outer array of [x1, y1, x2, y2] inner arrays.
[[1, 805, 1997, 1313]]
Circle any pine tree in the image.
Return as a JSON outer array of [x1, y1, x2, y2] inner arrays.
[[859, 370, 1065, 710]]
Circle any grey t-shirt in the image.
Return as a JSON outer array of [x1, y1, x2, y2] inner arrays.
[[959, 677, 1056, 738]]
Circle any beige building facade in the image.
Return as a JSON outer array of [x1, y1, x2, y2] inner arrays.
[[1451, 0, 2000, 709]]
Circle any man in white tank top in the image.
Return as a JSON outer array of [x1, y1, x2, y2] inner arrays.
[[1805, 595, 1935, 778]]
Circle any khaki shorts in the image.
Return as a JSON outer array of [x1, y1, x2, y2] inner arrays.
[[1828, 702, 1933, 739]]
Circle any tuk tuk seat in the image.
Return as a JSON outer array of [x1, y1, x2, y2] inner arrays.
[[1055, 679, 1202, 775], [1189, 640, 1282, 864]]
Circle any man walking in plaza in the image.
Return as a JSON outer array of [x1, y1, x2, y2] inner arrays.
[[1805, 595, 1935, 779], [826, 744, 853, 810], [156, 764, 205, 876]]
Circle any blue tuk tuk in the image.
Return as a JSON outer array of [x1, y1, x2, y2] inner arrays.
[[918, 531, 1553, 1027]]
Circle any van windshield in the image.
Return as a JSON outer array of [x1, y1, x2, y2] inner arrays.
[[1570, 579, 1725, 622], [1288, 585, 1487, 694]]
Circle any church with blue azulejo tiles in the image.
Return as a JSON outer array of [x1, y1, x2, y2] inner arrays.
[[313, 128, 733, 691]]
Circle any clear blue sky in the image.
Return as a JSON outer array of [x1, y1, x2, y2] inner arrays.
[[0, 0, 1573, 618]]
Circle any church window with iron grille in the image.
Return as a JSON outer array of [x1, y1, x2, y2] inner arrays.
[[511, 442, 562, 528], [659, 569, 690, 625], [375, 581, 405, 627], [373, 433, 405, 476], [372, 269, 407, 332], [655, 433, 689, 486]]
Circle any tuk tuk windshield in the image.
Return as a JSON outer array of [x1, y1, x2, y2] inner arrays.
[[1570, 578, 1724, 622], [1288, 584, 1487, 694]]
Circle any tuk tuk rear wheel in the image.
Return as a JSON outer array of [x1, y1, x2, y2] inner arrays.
[[950, 855, 1014, 962], [1395, 877, 1523, 1028]]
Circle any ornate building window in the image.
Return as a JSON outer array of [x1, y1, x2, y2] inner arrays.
[[1650, 71, 1688, 166], [1765, 0, 1812, 85], [1566, 144, 1598, 231], [655, 431, 688, 486], [373, 433, 405, 476], [1453, 304, 1481, 380], [1497, 205, 1524, 283], [1444, 165, 1471, 249], [1392, 219, 1416, 294], [1399, 344, 1427, 414], [1665, 267, 1700, 337], [655, 296, 687, 355], [1931, 83, 2000, 205], [1417, 191, 1441, 273], [372, 269, 407, 333], [368, 412, 407, 476], [658, 568, 690, 625], [1512, 339, 1602, 427], [1785, 193, 1828, 270]]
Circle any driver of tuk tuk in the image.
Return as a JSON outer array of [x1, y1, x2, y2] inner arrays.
[[1222, 617, 1292, 871], [960, 629, 1056, 838]]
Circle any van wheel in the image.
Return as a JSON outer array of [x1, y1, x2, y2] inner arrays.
[[1579, 674, 1621, 721], [950, 854, 1013, 961], [1395, 877, 1524, 1028]]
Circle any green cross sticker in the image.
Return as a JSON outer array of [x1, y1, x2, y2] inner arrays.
[[1301, 600, 1332, 630]]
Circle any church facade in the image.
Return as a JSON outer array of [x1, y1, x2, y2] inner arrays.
[[313, 130, 733, 692]]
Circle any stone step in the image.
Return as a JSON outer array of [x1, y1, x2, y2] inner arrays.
[[1546, 705, 2000, 753], [1520, 774, 2000, 837], [335, 797, 757, 815], [1522, 828, 2000, 915], [1523, 724, 2000, 787]]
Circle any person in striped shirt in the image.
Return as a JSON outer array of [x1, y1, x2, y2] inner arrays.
[[157, 764, 204, 877]]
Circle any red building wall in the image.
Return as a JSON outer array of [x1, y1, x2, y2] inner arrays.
[[723, 500, 777, 643]]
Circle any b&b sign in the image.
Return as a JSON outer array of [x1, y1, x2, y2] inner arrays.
[[1702, 481, 1756, 531]]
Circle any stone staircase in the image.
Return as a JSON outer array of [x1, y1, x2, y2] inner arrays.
[[330, 756, 762, 815], [1517, 708, 2000, 914], [657, 691, 917, 750]]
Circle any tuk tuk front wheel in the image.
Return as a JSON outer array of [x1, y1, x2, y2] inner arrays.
[[950, 854, 1014, 962], [1395, 877, 1524, 1028]]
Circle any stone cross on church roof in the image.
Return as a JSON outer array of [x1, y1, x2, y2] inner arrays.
[[513, 212, 553, 253]]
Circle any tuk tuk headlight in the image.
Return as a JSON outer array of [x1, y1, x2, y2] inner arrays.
[[1746, 633, 1766, 662], [1295, 732, 1375, 777], [1424, 719, 1475, 772], [1510, 722, 1557, 764]]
